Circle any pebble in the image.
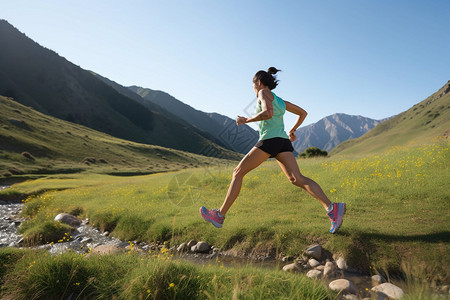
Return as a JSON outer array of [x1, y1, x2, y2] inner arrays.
[[282, 256, 295, 262], [371, 274, 385, 286], [308, 258, 321, 267], [282, 262, 302, 273], [306, 269, 322, 279], [187, 239, 197, 248], [336, 256, 348, 270], [323, 261, 337, 278], [177, 242, 188, 253]]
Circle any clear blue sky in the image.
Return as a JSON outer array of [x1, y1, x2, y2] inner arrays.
[[1, 0, 449, 129]]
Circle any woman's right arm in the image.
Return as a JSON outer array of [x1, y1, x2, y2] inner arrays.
[[285, 101, 308, 141]]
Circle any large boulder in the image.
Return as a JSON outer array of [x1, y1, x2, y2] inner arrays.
[[191, 241, 210, 253], [323, 261, 337, 278], [329, 279, 357, 295], [304, 244, 322, 260], [54, 213, 81, 227], [371, 283, 405, 299]]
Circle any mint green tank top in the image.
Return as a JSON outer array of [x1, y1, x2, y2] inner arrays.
[[255, 92, 289, 141]]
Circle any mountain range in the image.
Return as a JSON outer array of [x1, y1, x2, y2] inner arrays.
[[292, 114, 386, 153], [0, 20, 238, 160], [1, 18, 447, 163]]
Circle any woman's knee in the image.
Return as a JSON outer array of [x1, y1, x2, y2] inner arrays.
[[289, 174, 307, 187], [233, 166, 248, 178]]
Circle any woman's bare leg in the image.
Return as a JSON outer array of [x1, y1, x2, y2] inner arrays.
[[219, 147, 270, 215], [275, 151, 331, 210]]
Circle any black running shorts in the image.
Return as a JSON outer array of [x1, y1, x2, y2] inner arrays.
[[255, 137, 294, 158]]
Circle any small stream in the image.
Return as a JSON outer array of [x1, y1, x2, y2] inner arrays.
[[0, 185, 23, 247]]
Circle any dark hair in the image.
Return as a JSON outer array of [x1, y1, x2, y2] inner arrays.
[[253, 67, 281, 90]]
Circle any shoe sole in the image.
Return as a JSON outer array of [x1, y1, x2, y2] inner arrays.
[[199, 207, 223, 228], [330, 203, 346, 234]]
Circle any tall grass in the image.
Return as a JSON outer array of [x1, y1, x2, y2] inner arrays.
[[0, 249, 331, 299]]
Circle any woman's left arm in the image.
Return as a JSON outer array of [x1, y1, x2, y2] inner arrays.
[[285, 101, 308, 141]]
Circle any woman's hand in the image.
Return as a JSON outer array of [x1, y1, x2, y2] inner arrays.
[[289, 129, 297, 142], [236, 115, 248, 126]]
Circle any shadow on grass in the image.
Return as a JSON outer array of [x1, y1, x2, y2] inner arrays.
[[337, 229, 449, 277], [356, 231, 450, 244]]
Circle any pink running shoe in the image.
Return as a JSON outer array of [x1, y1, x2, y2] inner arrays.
[[327, 202, 346, 233], [200, 206, 225, 228]]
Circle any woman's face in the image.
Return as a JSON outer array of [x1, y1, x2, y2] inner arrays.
[[253, 80, 260, 95]]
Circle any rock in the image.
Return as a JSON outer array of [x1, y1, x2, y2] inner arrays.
[[343, 295, 359, 300], [54, 213, 81, 227], [282, 256, 295, 262], [308, 258, 321, 267], [177, 243, 188, 253], [196, 241, 210, 253], [441, 285, 449, 293], [315, 265, 325, 271], [212, 247, 220, 253], [102, 231, 110, 237], [323, 261, 337, 278], [91, 244, 122, 255], [304, 244, 322, 260], [329, 279, 357, 294], [206, 252, 218, 259], [306, 269, 322, 279], [371, 283, 405, 299], [0, 200, 7, 205], [81, 237, 93, 244], [282, 262, 302, 273], [336, 257, 348, 270], [371, 274, 385, 286], [187, 239, 197, 248]]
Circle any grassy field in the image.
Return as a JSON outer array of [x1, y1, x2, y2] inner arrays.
[[1, 140, 448, 284]]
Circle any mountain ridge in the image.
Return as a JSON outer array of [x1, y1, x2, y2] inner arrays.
[[331, 81, 450, 155], [128, 85, 259, 154], [0, 19, 238, 159], [292, 113, 386, 153]]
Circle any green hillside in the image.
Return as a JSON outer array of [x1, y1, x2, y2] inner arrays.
[[0, 96, 239, 178], [0, 20, 236, 159], [331, 81, 450, 156]]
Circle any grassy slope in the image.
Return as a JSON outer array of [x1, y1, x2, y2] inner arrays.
[[4, 141, 449, 283], [331, 81, 450, 156], [0, 96, 240, 178]]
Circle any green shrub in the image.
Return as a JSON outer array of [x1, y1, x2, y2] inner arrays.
[[298, 147, 328, 158]]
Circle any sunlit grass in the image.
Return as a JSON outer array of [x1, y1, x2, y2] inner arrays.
[[4, 141, 449, 282]]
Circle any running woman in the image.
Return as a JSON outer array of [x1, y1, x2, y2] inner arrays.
[[200, 67, 346, 233]]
